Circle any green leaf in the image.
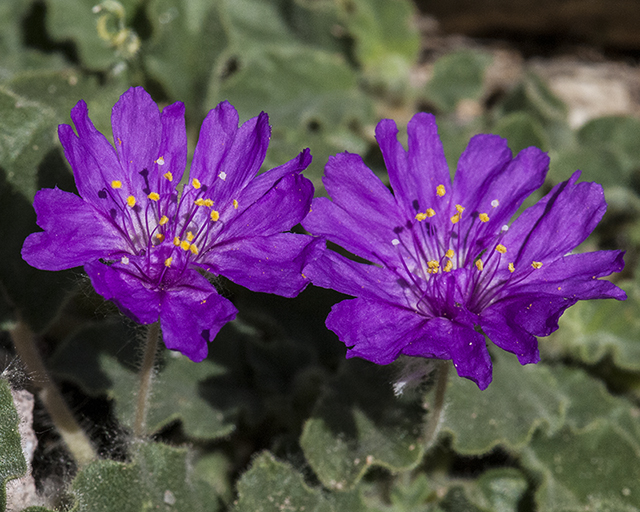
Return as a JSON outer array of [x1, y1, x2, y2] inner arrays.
[[300, 359, 424, 491], [441, 350, 564, 455], [50, 320, 237, 439], [545, 280, 640, 371], [578, 116, 640, 171], [70, 442, 221, 512], [338, 0, 419, 94], [425, 50, 492, 112], [523, 422, 640, 511], [548, 146, 625, 187], [500, 73, 567, 124], [46, 0, 141, 70], [215, 43, 372, 187], [233, 451, 333, 512], [145, 0, 228, 117], [0, 379, 27, 512], [492, 112, 549, 154], [465, 468, 528, 512]]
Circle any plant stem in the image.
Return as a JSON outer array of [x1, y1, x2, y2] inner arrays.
[[423, 359, 450, 448], [10, 319, 96, 466], [133, 322, 160, 438]]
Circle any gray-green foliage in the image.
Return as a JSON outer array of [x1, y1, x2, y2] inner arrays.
[[1, 0, 640, 511]]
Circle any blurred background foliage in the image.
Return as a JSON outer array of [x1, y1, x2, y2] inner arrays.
[[1, 0, 640, 511]]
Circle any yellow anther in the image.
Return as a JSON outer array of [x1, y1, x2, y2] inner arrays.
[[173, 237, 180, 246], [436, 184, 446, 197], [163, 171, 173, 182], [427, 260, 440, 274], [445, 249, 455, 259], [210, 210, 220, 222], [532, 261, 543, 269], [192, 178, 201, 189], [233, 199, 238, 209], [164, 257, 172, 267], [126, 195, 136, 207], [194, 198, 206, 206], [190, 244, 199, 255], [451, 213, 460, 224], [155, 156, 165, 165], [426, 208, 435, 217], [111, 180, 122, 189], [479, 213, 490, 222], [159, 215, 169, 226], [155, 233, 165, 243], [496, 244, 507, 254], [186, 231, 195, 242], [444, 260, 453, 272], [508, 262, 515, 273], [180, 240, 191, 251], [455, 204, 465, 213], [475, 259, 484, 271], [415, 212, 427, 222], [148, 192, 160, 201], [195, 198, 214, 207]]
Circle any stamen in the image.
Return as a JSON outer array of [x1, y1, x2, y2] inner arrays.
[[190, 244, 199, 255], [479, 213, 490, 222], [148, 192, 160, 201], [233, 199, 238, 209], [127, 195, 136, 207], [218, 172, 227, 181], [444, 260, 453, 272], [156, 234, 165, 242], [508, 262, 515, 273], [415, 212, 427, 222], [450, 213, 460, 224], [210, 210, 220, 221], [392, 239, 400, 246], [173, 237, 180, 246], [180, 240, 191, 251], [195, 198, 214, 207], [164, 257, 172, 267], [121, 256, 129, 264], [163, 172, 173, 182], [445, 249, 454, 258], [155, 156, 165, 165], [159, 215, 169, 226], [436, 184, 446, 197], [475, 259, 484, 271], [531, 261, 543, 269], [495, 244, 507, 254], [427, 260, 439, 274], [455, 204, 465, 213], [192, 178, 202, 189], [186, 231, 195, 242], [111, 180, 122, 189], [491, 199, 499, 208]]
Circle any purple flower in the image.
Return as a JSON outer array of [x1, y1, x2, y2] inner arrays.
[[22, 87, 320, 361], [302, 113, 626, 389]]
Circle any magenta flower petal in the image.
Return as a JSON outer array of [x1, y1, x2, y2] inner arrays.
[[304, 111, 626, 389], [203, 233, 322, 297], [22, 87, 317, 360], [22, 188, 127, 270]]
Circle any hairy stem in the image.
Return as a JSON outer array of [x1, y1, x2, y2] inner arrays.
[[423, 359, 450, 448], [10, 319, 96, 466], [133, 322, 160, 438]]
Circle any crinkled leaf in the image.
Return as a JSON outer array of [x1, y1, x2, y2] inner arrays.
[[425, 50, 492, 112], [107, 352, 236, 439], [233, 451, 333, 512], [50, 320, 236, 439], [0, 379, 27, 512], [523, 422, 640, 512], [548, 146, 625, 187], [464, 468, 528, 512], [441, 350, 564, 455], [501, 72, 567, 123], [578, 116, 640, 171], [300, 359, 424, 491], [546, 280, 640, 371], [70, 442, 221, 512]]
